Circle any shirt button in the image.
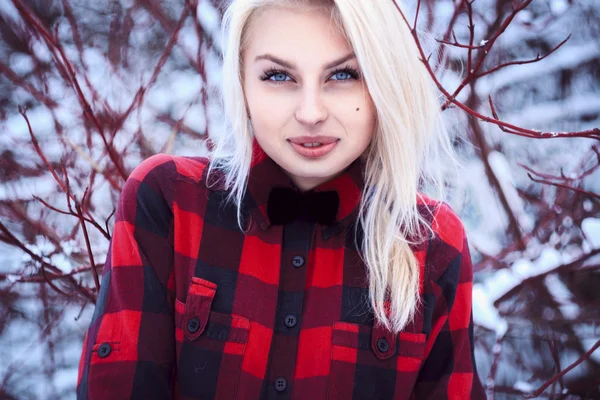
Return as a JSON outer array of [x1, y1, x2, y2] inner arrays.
[[284, 315, 297, 328], [274, 377, 287, 392], [97, 343, 111, 358], [291, 256, 305, 268], [187, 317, 200, 333], [377, 338, 389, 353]]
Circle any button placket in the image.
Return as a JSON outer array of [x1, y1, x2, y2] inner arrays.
[[264, 219, 314, 396]]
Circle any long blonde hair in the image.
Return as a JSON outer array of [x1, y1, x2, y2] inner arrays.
[[209, 0, 455, 334]]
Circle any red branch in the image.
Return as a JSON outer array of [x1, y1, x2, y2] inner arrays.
[[11, 0, 129, 181], [19, 107, 111, 241], [525, 340, 600, 398], [391, 0, 600, 140], [0, 221, 96, 303], [475, 34, 570, 78]]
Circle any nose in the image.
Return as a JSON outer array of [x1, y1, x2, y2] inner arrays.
[[295, 87, 328, 126]]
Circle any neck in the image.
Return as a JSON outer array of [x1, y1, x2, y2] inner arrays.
[[286, 169, 345, 192]]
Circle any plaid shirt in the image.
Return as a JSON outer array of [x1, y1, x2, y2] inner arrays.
[[77, 143, 486, 400]]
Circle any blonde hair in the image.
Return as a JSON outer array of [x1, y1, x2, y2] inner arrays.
[[209, 0, 455, 334]]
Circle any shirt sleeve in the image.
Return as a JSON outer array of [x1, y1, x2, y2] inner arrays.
[[76, 154, 177, 399], [412, 203, 487, 399]]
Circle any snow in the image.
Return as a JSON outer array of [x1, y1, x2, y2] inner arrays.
[[488, 151, 534, 231], [30, 39, 53, 63], [483, 267, 519, 302], [9, 53, 34, 75], [581, 337, 600, 364], [581, 218, 600, 249], [550, 0, 569, 15], [5, 106, 55, 140], [513, 380, 534, 393], [473, 247, 569, 335], [501, 94, 600, 129], [179, 23, 200, 56], [459, 160, 508, 234], [535, 248, 562, 274], [518, 10, 533, 24], [196, 1, 222, 34], [0, 175, 57, 202], [184, 104, 208, 133], [473, 283, 508, 336], [544, 274, 580, 319]]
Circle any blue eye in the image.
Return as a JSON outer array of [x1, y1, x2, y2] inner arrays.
[[259, 65, 361, 84], [330, 66, 360, 80], [332, 71, 351, 80], [271, 73, 289, 82]]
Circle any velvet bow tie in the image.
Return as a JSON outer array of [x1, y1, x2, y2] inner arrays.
[[266, 187, 340, 225]]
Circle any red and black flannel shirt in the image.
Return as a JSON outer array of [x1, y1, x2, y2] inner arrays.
[[77, 143, 486, 400]]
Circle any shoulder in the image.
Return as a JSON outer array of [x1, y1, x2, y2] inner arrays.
[[129, 154, 210, 183], [125, 154, 212, 189], [120, 154, 212, 209], [416, 193, 466, 252], [417, 194, 470, 283], [432, 201, 467, 253]]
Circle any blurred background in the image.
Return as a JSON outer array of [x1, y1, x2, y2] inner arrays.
[[0, 0, 598, 398]]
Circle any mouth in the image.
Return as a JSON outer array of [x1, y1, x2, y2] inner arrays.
[[287, 136, 340, 158], [296, 142, 332, 148], [288, 136, 339, 146]]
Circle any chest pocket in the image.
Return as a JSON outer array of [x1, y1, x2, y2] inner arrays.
[[175, 276, 250, 400], [327, 321, 426, 400]]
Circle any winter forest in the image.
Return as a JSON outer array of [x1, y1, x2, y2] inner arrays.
[[0, 0, 598, 398]]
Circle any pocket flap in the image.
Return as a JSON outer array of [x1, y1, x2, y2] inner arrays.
[[371, 323, 396, 360], [371, 325, 427, 360], [183, 277, 217, 341]]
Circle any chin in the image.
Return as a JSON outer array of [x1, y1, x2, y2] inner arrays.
[[283, 158, 348, 182]]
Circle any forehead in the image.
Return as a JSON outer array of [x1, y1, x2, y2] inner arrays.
[[243, 6, 352, 62]]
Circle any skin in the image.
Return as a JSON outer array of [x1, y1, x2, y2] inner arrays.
[[242, 5, 377, 191]]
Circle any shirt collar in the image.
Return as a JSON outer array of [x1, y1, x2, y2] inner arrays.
[[246, 138, 365, 239]]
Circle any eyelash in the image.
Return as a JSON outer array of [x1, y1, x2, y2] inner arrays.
[[259, 65, 361, 84]]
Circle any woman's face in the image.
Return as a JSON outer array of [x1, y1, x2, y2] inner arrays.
[[242, 5, 376, 191]]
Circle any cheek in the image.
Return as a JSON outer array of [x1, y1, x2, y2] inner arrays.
[[344, 105, 376, 143], [246, 87, 291, 130]]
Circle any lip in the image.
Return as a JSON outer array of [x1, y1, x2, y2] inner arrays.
[[288, 137, 340, 158], [288, 136, 339, 145]]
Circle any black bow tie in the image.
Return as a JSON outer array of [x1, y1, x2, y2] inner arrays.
[[267, 187, 340, 225]]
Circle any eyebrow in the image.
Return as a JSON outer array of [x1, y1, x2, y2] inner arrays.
[[254, 52, 356, 70]]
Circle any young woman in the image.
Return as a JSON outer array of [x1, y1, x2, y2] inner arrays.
[[77, 0, 486, 399]]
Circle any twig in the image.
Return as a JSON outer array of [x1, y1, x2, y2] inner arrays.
[[526, 174, 600, 200], [525, 340, 600, 398], [76, 191, 100, 292], [475, 34, 571, 78]]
